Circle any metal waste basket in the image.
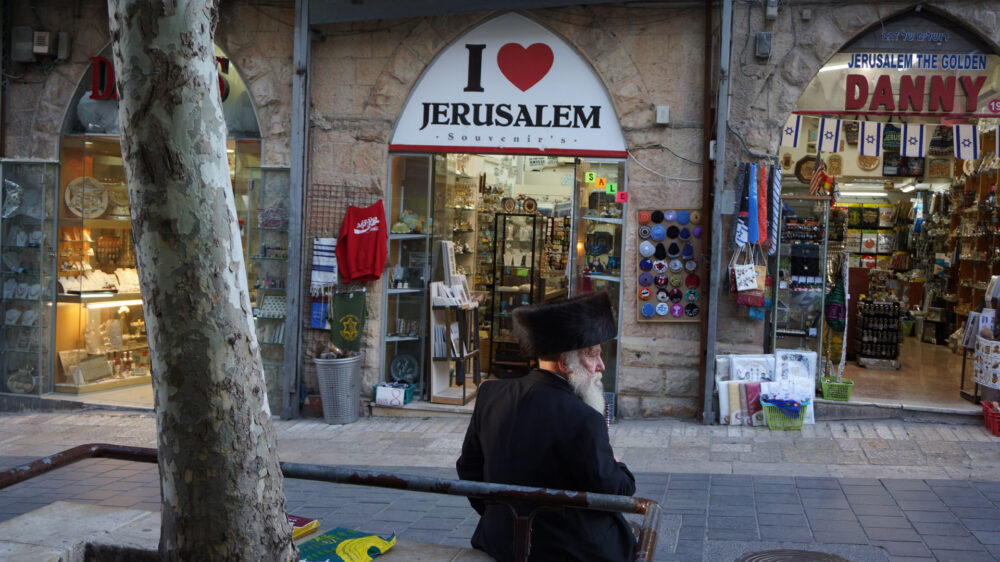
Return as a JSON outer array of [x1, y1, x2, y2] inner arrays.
[[313, 353, 362, 424]]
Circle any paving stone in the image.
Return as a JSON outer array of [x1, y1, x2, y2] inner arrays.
[[921, 534, 985, 551], [804, 508, 857, 522], [811, 530, 870, 544], [863, 526, 922, 542], [894, 500, 949, 512], [755, 502, 805, 515], [758, 525, 812, 541], [857, 515, 913, 529], [962, 518, 1000, 531], [794, 476, 840, 489], [869, 539, 933, 557], [707, 516, 756, 530], [929, 549, 993, 562], [970, 530, 1000, 545], [902, 510, 960, 524], [706, 528, 758, 540], [910, 521, 975, 536], [757, 513, 806, 527], [846, 493, 895, 505]]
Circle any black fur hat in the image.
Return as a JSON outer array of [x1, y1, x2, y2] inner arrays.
[[512, 292, 617, 359]]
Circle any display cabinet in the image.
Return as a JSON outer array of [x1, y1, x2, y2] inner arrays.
[[489, 213, 544, 378], [247, 166, 290, 413], [429, 281, 480, 405], [770, 194, 830, 377], [1, 160, 58, 395], [382, 155, 433, 399], [569, 158, 626, 412]]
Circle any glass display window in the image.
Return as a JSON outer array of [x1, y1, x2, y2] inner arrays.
[[1, 161, 58, 395], [570, 158, 626, 397]]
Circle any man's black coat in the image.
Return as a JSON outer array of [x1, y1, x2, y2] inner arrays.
[[456, 369, 637, 561]]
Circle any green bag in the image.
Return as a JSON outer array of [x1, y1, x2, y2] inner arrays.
[[328, 291, 366, 352]]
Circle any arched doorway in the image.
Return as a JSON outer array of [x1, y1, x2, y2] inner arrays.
[[50, 44, 277, 409], [375, 13, 630, 412], [771, 10, 999, 412]]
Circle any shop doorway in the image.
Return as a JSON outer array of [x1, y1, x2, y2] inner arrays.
[[47, 44, 267, 410], [770, 11, 996, 412], [381, 153, 626, 411]]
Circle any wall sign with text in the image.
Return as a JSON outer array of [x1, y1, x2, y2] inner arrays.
[[389, 13, 626, 157]]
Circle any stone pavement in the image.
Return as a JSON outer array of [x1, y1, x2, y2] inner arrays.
[[2, 410, 1000, 561]]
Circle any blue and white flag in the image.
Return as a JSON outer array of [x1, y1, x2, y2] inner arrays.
[[954, 124, 979, 160], [781, 115, 802, 148], [817, 118, 841, 153], [901, 124, 926, 157], [858, 121, 882, 157]]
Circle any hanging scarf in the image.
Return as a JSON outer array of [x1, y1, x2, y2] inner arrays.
[[747, 163, 759, 244]]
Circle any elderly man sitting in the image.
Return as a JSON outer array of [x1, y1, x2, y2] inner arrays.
[[457, 291, 636, 561]]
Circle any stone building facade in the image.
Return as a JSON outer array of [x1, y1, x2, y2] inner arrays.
[[4, 1, 998, 419]]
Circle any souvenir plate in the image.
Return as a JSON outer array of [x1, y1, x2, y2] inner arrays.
[[857, 154, 880, 172], [64, 177, 108, 219]]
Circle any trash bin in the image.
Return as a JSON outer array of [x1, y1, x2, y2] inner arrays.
[[313, 353, 362, 424]]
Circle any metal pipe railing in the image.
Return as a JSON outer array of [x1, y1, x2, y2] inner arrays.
[[1, 443, 660, 561]]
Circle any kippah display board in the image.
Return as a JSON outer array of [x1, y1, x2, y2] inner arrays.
[[635, 208, 705, 322]]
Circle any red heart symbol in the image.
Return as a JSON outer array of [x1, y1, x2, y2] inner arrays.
[[497, 43, 553, 92]]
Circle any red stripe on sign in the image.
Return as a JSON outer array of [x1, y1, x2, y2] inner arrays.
[[388, 145, 628, 158]]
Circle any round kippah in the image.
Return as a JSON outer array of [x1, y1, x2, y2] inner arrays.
[[651, 210, 664, 223], [654, 243, 668, 259]]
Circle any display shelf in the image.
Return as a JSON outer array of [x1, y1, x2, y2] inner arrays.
[[58, 218, 131, 229], [388, 233, 426, 240], [388, 288, 423, 294], [56, 291, 143, 304], [582, 273, 621, 282], [429, 285, 479, 405], [581, 215, 623, 225]]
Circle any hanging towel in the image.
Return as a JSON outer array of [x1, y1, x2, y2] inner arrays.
[[757, 163, 768, 244], [747, 163, 759, 244], [732, 163, 750, 250], [310, 237, 338, 295], [767, 165, 781, 255]]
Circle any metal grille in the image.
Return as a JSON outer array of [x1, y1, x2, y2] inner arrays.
[[300, 183, 382, 392]]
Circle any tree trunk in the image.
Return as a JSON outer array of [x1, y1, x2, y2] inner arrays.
[[107, 1, 296, 559]]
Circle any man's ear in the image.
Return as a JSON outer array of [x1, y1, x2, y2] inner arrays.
[[555, 354, 571, 376]]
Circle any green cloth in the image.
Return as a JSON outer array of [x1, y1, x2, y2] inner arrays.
[[298, 527, 395, 562], [328, 292, 366, 352]]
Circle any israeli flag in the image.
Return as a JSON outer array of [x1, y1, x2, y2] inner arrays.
[[781, 115, 802, 148], [901, 124, 926, 157], [859, 121, 882, 157], [817, 118, 841, 153], [954, 124, 979, 160]]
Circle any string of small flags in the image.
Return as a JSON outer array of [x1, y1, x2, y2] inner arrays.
[[781, 115, 990, 161]]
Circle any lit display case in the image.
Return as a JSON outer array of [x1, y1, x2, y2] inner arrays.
[[382, 155, 433, 397], [570, 158, 626, 409], [770, 194, 830, 376], [1, 160, 58, 395]]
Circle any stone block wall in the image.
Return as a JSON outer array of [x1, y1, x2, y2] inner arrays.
[[3, 0, 293, 166], [308, 5, 711, 416]]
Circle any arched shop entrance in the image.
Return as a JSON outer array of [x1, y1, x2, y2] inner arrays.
[[377, 14, 629, 413], [39, 44, 275, 409], [770, 10, 999, 412]]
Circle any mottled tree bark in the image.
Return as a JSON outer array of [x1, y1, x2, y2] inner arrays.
[[107, 1, 295, 559]]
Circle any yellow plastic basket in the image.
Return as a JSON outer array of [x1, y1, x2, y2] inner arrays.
[[821, 377, 853, 402], [761, 400, 808, 431]]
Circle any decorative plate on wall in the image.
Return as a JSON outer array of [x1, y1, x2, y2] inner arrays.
[[501, 197, 517, 213], [64, 177, 108, 219], [794, 156, 818, 184], [857, 154, 880, 172], [522, 198, 537, 213], [389, 353, 419, 384]]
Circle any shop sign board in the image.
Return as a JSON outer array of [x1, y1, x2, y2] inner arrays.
[[796, 52, 1000, 117], [389, 13, 626, 157]]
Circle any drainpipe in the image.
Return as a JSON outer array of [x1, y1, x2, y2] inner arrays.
[[702, 0, 732, 424], [696, 0, 713, 422], [283, 0, 310, 419]]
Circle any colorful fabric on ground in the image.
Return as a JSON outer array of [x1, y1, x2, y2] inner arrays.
[[298, 527, 396, 562]]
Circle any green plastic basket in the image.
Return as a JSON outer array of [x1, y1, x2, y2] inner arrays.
[[761, 401, 808, 431], [821, 377, 854, 402]]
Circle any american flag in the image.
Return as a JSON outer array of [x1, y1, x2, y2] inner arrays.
[[809, 157, 827, 195]]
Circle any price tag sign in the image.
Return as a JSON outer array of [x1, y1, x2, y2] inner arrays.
[[585, 172, 596, 183], [606, 182, 617, 194], [615, 191, 628, 203]]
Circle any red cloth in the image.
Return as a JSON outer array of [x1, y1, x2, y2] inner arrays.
[[335, 200, 387, 282], [757, 164, 768, 244]]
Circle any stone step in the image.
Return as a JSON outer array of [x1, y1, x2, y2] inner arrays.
[[814, 398, 982, 424]]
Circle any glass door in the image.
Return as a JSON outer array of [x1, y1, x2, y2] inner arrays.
[[569, 158, 626, 415]]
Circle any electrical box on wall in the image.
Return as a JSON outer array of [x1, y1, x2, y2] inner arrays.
[[33, 31, 53, 56], [12, 26, 35, 62], [755, 31, 772, 59], [655, 105, 670, 125]]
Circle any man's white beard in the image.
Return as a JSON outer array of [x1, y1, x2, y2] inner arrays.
[[564, 350, 606, 415]]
